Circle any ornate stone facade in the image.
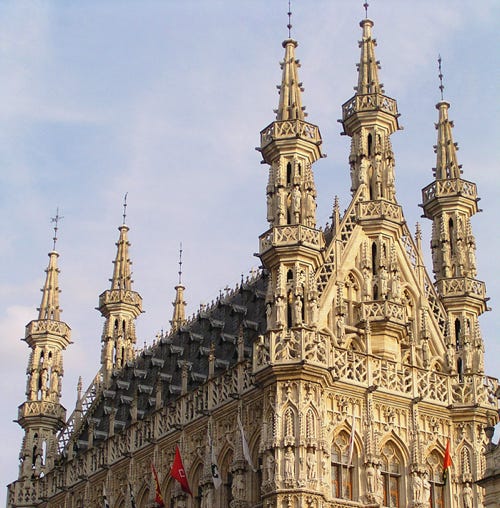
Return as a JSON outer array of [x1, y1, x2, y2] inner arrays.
[[7, 9, 498, 508]]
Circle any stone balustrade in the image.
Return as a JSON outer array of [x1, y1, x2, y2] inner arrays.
[[260, 119, 321, 148], [342, 93, 398, 121], [259, 225, 323, 253], [422, 178, 477, 205]]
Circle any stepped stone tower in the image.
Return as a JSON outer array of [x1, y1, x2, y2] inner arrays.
[[13, 224, 71, 506], [421, 89, 487, 381], [255, 31, 326, 505], [6, 7, 498, 508]]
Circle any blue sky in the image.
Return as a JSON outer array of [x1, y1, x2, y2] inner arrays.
[[1, 1, 498, 501]]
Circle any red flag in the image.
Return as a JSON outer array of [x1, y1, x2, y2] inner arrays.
[[151, 462, 165, 508], [170, 445, 192, 496], [443, 439, 452, 484]]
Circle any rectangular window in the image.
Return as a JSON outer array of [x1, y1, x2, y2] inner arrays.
[[331, 463, 353, 500]]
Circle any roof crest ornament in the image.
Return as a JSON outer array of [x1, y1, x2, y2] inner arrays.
[[51, 207, 63, 251], [122, 192, 128, 225], [178, 242, 183, 285], [287, 0, 292, 39], [438, 55, 445, 101], [364, 1, 369, 19]]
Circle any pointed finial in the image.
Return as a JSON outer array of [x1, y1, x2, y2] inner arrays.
[[178, 242, 183, 285], [122, 192, 128, 225], [363, 1, 369, 18], [287, 0, 292, 38], [438, 55, 445, 101], [51, 208, 63, 251]]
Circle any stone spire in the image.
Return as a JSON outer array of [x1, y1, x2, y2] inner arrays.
[[421, 61, 487, 376], [37, 251, 61, 321], [356, 18, 383, 96], [434, 101, 461, 181], [98, 216, 142, 385], [276, 39, 305, 121], [170, 244, 187, 332], [17, 219, 71, 481], [341, 16, 400, 201], [110, 224, 133, 290]]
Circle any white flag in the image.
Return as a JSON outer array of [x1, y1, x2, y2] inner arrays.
[[208, 432, 222, 489], [347, 414, 356, 467], [238, 414, 256, 472]]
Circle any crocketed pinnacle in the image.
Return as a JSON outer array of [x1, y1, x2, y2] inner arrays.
[[356, 19, 384, 95], [434, 101, 461, 180], [110, 224, 132, 290], [37, 251, 61, 321], [276, 39, 305, 121]]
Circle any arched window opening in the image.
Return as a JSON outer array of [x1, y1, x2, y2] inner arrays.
[[372, 243, 378, 275], [455, 319, 461, 350], [368, 134, 373, 156], [32, 433, 39, 467], [457, 358, 464, 382], [331, 432, 354, 500], [380, 442, 402, 508], [286, 162, 292, 185], [448, 218, 455, 256], [426, 452, 445, 508], [41, 440, 47, 466], [287, 291, 293, 328]]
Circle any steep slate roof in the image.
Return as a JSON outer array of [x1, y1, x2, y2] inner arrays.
[[71, 272, 268, 452]]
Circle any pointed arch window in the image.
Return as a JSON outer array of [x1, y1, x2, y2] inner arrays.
[[380, 442, 402, 508], [331, 431, 354, 500], [426, 451, 445, 508]]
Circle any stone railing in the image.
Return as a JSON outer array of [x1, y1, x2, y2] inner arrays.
[[260, 119, 321, 148], [19, 400, 66, 422], [356, 301, 406, 325], [259, 225, 323, 254], [421, 178, 477, 205], [98, 288, 143, 308], [342, 93, 398, 121], [357, 199, 402, 223], [437, 277, 486, 299], [25, 319, 70, 338], [255, 335, 498, 411]]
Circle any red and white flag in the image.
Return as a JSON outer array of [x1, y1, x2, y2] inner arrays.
[[151, 462, 165, 508], [170, 445, 193, 496], [442, 439, 452, 485]]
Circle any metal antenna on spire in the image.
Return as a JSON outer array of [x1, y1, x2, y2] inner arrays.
[[178, 242, 183, 285], [122, 192, 128, 225], [364, 1, 369, 18], [438, 55, 445, 101], [287, 0, 292, 38], [51, 208, 64, 251]]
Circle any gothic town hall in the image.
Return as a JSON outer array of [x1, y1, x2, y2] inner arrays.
[[7, 5, 499, 508]]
